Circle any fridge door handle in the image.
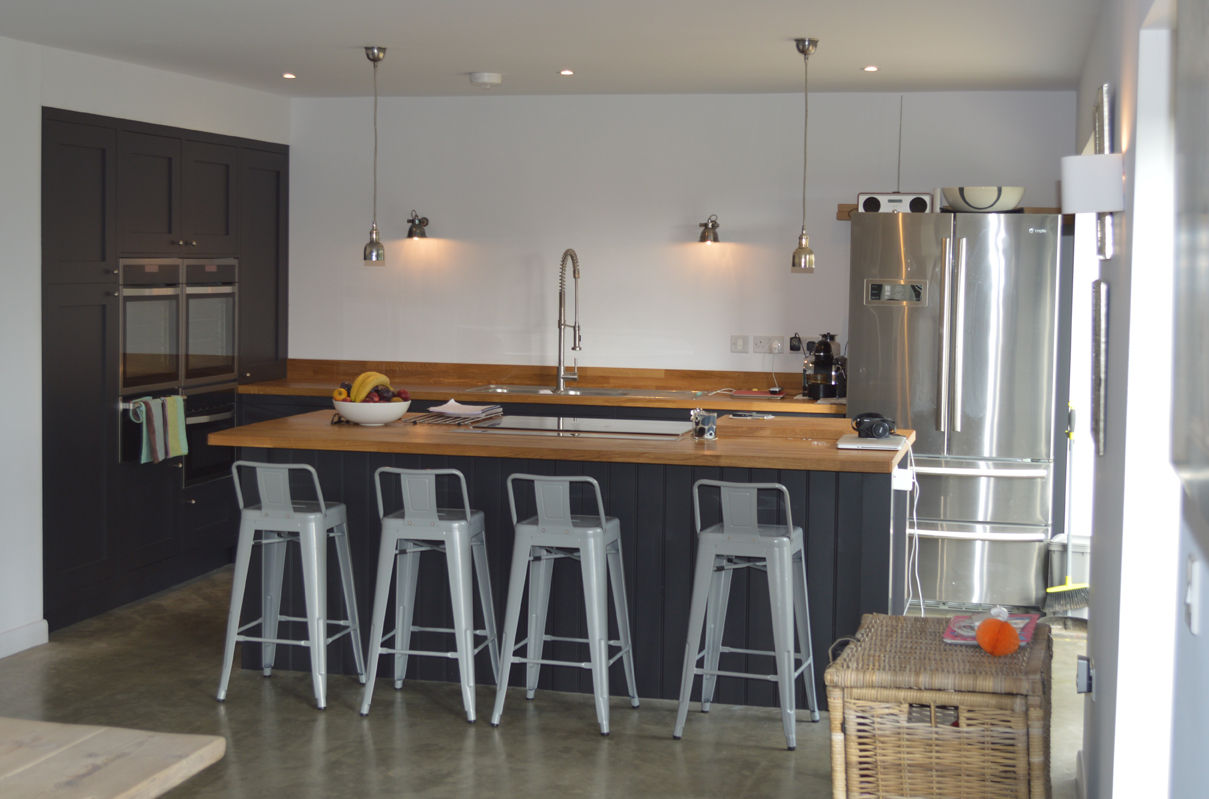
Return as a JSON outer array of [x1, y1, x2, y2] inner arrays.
[[1092, 279, 1109, 456], [937, 236, 953, 432], [951, 238, 968, 432], [913, 465, 1050, 478]]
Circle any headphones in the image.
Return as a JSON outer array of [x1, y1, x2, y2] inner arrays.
[[853, 413, 896, 439]]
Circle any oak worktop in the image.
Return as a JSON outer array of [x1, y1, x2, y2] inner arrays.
[[238, 359, 846, 416], [210, 411, 911, 473]]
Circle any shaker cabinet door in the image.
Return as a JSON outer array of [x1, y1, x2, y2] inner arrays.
[[181, 140, 239, 254], [237, 146, 289, 383], [118, 131, 182, 254], [42, 115, 118, 284]]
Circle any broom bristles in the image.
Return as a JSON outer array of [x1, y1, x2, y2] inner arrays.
[[1044, 585, 1089, 612]]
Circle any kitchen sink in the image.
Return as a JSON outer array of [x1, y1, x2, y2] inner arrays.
[[466, 415, 692, 439], [464, 384, 698, 398]]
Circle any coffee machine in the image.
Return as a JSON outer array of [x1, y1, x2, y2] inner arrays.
[[800, 332, 847, 399]]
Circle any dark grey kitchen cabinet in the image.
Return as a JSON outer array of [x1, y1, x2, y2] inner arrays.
[[41, 115, 118, 284], [41, 282, 121, 627], [42, 107, 286, 629], [237, 145, 289, 383], [117, 130, 239, 255]]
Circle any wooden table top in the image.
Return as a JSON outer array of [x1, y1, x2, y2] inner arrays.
[[210, 410, 913, 474], [0, 716, 225, 798]]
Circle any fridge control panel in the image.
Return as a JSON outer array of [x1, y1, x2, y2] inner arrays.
[[865, 279, 927, 305]]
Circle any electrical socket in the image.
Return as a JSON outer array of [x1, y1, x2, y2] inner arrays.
[[753, 335, 771, 353], [730, 334, 749, 354], [769, 336, 786, 354]]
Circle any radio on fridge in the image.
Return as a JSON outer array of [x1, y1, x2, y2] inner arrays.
[[856, 192, 932, 213]]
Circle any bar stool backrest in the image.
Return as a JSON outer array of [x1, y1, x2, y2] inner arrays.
[[231, 460, 327, 515], [692, 479, 794, 538], [374, 467, 472, 521], [506, 474, 608, 530]]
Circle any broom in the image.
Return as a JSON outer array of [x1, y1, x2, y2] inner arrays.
[[1045, 407, 1089, 613]]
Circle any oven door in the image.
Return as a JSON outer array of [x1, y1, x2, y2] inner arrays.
[[182, 385, 237, 486], [119, 258, 183, 393], [184, 284, 237, 386]]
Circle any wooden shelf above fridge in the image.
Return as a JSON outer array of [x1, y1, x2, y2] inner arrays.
[[836, 203, 1064, 221]]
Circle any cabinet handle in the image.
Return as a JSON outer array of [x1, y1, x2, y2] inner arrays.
[[183, 498, 197, 505], [110, 269, 119, 275], [243, 371, 252, 378], [175, 240, 187, 246], [190, 240, 199, 246], [110, 291, 119, 297]]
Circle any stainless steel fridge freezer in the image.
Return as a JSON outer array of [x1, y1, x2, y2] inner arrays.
[[847, 212, 1063, 608]]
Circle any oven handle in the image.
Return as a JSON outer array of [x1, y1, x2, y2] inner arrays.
[[185, 410, 235, 425], [185, 285, 236, 295], [122, 287, 181, 297]]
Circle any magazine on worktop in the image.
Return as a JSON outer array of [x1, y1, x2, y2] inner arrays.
[[942, 613, 1041, 645]]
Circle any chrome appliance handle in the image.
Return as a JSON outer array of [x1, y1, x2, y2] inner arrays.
[[185, 285, 236, 295], [1092, 279, 1109, 456], [185, 410, 235, 425], [937, 237, 953, 433], [121, 287, 182, 297], [951, 238, 968, 433], [913, 465, 1049, 479]]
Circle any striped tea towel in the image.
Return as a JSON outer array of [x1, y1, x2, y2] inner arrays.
[[164, 395, 189, 458], [129, 397, 166, 463]]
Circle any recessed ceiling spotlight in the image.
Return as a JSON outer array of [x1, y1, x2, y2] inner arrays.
[[469, 71, 503, 88], [282, 72, 296, 79], [863, 65, 879, 73], [559, 69, 574, 76]]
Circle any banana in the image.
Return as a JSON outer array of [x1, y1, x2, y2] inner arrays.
[[350, 371, 392, 402]]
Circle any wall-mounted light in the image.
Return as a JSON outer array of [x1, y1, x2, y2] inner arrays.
[[791, 37, 818, 274], [406, 210, 429, 239], [362, 46, 387, 266], [698, 214, 720, 244]]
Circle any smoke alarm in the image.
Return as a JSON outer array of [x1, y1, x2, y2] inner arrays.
[[469, 72, 502, 88]]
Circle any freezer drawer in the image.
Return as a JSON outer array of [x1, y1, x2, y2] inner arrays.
[[909, 521, 1049, 607], [912, 457, 1053, 526]]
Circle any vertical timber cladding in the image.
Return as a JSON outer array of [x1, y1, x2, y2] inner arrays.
[[237, 448, 901, 710]]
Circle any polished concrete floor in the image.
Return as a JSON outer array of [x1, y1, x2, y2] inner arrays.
[[0, 568, 1085, 798]]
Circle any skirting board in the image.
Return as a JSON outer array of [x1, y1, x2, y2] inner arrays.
[[0, 619, 49, 659]]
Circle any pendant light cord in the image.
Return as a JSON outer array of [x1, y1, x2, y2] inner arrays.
[[800, 51, 809, 230], [371, 58, 379, 226]]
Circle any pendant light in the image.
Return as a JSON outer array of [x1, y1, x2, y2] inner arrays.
[[698, 214, 720, 244], [791, 37, 818, 274], [406, 210, 429, 239], [362, 46, 387, 266]]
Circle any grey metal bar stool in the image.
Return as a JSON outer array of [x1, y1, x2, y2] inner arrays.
[[672, 479, 820, 749], [217, 461, 366, 710], [490, 474, 639, 735], [359, 467, 500, 722]]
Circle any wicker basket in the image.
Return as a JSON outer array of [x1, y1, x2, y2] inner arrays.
[[824, 613, 1051, 799]]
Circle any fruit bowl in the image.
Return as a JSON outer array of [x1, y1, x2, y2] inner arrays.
[[333, 399, 410, 426], [942, 186, 1024, 213]]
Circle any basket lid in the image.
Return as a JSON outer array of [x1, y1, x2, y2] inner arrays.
[[824, 613, 1050, 697]]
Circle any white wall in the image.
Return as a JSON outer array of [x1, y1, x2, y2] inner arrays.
[[0, 35, 289, 658], [0, 36, 49, 658], [289, 91, 1072, 371]]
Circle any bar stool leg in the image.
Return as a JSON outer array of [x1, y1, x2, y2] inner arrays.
[[673, 538, 717, 739], [700, 562, 733, 711], [605, 539, 640, 707], [332, 522, 366, 682], [471, 535, 500, 682], [298, 520, 328, 710], [260, 533, 288, 677], [359, 529, 399, 715], [767, 546, 797, 750], [446, 531, 478, 722], [491, 532, 534, 726], [579, 537, 611, 735], [793, 549, 820, 721], [525, 552, 554, 699], [217, 518, 257, 702], [393, 547, 421, 690]]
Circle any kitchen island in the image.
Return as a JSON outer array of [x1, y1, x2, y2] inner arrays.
[[210, 411, 911, 710]]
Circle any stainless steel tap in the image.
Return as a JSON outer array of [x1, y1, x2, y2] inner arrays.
[[556, 248, 582, 393]]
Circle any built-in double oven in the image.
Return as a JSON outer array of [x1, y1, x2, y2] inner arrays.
[[117, 257, 238, 485]]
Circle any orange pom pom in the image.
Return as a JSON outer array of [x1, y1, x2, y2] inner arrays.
[[975, 617, 1020, 656]]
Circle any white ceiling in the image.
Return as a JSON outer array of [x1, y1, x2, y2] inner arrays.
[[0, 0, 1101, 97]]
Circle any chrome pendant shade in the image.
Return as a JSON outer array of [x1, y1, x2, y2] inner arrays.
[[698, 214, 720, 244], [363, 46, 387, 266], [791, 37, 818, 274]]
